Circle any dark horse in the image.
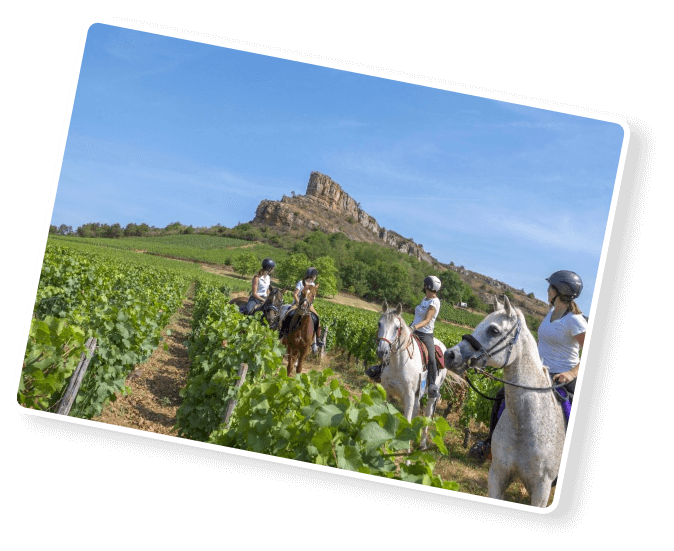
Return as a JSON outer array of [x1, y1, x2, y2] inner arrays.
[[229, 287, 284, 330], [280, 284, 319, 377]]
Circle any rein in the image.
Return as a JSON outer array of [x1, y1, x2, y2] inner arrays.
[[461, 317, 570, 398]]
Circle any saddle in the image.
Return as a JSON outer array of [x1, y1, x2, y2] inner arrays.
[[411, 334, 446, 372], [279, 309, 318, 338]]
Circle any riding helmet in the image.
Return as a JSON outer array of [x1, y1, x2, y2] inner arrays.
[[423, 275, 441, 292], [546, 270, 583, 300], [305, 267, 318, 279], [262, 258, 276, 272]]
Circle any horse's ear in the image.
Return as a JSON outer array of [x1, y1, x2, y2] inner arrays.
[[492, 295, 502, 311], [382, 301, 389, 312], [395, 303, 402, 315], [504, 294, 513, 317]]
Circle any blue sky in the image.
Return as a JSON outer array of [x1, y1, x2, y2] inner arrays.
[[52, 23, 625, 314]]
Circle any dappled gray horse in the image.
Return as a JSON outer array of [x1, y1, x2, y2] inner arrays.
[[376, 302, 451, 449], [444, 296, 565, 507]]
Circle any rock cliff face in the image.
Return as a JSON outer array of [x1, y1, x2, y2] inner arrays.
[[250, 171, 549, 317], [252, 172, 435, 263]]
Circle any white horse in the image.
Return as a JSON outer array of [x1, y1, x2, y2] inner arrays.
[[376, 302, 454, 449], [444, 296, 565, 507]]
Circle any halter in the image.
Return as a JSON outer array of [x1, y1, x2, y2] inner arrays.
[[461, 316, 570, 399], [261, 288, 283, 328], [376, 314, 414, 359], [462, 316, 522, 370]]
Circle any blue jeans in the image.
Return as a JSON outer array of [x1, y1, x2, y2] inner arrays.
[[244, 296, 262, 315]]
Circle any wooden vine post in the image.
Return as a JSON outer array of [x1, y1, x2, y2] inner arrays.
[[318, 327, 329, 363], [223, 363, 248, 427], [57, 337, 97, 416]]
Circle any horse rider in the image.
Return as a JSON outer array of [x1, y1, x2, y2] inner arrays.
[[366, 275, 443, 398], [410, 275, 443, 398], [468, 270, 588, 463], [243, 258, 276, 315], [283, 267, 324, 348]]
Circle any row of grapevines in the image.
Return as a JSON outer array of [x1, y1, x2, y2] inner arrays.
[[175, 281, 287, 441], [50, 234, 288, 271], [315, 300, 465, 365], [438, 302, 486, 328], [22, 243, 192, 417], [211, 367, 459, 489]]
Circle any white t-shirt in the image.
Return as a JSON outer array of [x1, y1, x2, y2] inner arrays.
[[412, 296, 441, 334], [255, 274, 270, 299], [537, 308, 587, 374]]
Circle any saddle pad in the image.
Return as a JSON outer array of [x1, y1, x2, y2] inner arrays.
[[411, 335, 445, 371], [280, 310, 318, 336]]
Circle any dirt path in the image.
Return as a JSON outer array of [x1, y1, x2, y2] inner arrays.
[[93, 290, 194, 435]]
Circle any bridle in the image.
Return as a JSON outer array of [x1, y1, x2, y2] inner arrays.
[[261, 288, 283, 329], [461, 315, 569, 400], [376, 314, 413, 360], [462, 316, 522, 370]]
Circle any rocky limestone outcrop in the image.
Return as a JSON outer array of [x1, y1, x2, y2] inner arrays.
[[252, 171, 434, 263]]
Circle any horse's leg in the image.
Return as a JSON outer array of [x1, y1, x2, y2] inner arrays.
[[488, 465, 510, 501], [419, 396, 439, 450], [528, 478, 553, 508], [402, 389, 416, 422], [287, 348, 296, 377], [297, 344, 310, 375]]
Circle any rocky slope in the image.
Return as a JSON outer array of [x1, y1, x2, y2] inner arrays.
[[251, 171, 549, 318]]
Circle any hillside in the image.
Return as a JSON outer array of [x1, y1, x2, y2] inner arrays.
[[250, 171, 549, 319]]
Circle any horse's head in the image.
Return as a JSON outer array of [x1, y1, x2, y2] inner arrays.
[[298, 284, 318, 311], [444, 295, 523, 376], [376, 301, 406, 363], [262, 287, 283, 329]]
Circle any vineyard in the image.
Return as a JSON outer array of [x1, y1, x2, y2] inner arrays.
[[19, 237, 518, 496]]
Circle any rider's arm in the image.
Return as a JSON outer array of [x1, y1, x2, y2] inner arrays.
[[292, 286, 300, 303], [411, 306, 436, 331], [552, 332, 585, 383], [251, 275, 262, 301]]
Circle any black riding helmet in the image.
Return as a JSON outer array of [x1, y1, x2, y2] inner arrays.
[[546, 270, 583, 301], [262, 258, 276, 272], [305, 267, 318, 279]]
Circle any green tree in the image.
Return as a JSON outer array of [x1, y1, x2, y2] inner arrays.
[[313, 256, 338, 297], [368, 260, 409, 304], [276, 252, 310, 290], [232, 251, 260, 277], [439, 270, 466, 304], [340, 259, 370, 296]]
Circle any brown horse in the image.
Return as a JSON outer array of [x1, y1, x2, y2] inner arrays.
[[230, 287, 285, 329], [281, 284, 319, 377]]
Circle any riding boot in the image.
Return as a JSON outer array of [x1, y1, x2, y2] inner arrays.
[[469, 387, 504, 462], [427, 363, 440, 398], [365, 364, 383, 382]]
